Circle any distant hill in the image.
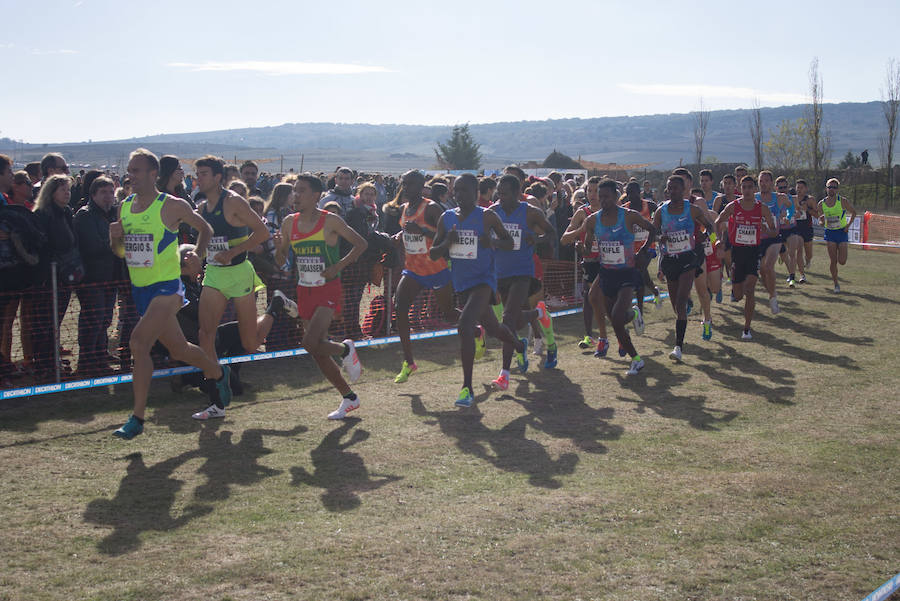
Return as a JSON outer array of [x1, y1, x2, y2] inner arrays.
[[1, 102, 889, 173]]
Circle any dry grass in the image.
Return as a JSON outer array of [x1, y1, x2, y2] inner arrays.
[[1, 244, 898, 601]]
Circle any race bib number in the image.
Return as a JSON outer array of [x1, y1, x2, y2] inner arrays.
[[736, 224, 757, 245], [450, 229, 478, 260], [403, 232, 427, 255], [703, 238, 714, 256], [590, 238, 599, 255], [633, 224, 649, 242], [503, 223, 522, 251], [296, 256, 326, 287], [826, 215, 841, 229], [666, 230, 691, 254], [599, 240, 625, 266], [207, 236, 231, 266], [124, 234, 154, 268]]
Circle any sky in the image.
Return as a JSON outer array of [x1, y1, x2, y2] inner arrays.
[[3, 0, 899, 144]]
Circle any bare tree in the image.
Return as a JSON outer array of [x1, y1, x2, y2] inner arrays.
[[805, 57, 830, 197], [749, 98, 764, 170], [693, 98, 710, 176], [880, 58, 900, 207]]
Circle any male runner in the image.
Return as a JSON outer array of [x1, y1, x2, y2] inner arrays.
[[273, 174, 368, 419], [490, 174, 555, 390], [392, 170, 458, 384], [716, 176, 776, 339], [819, 178, 857, 293], [622, 180, 660, 317], [584, 179, 658, 375], [653, 175, 717, 361], [717, 174, 740, 284], [792, 179, 818, 281], [755, 171, 793, 313], [699, 169, 721, 212], [690, 193, 723, 341], [192, 155, 287, 420], [109, 148, 231, 439], [429, 174, 524, 407], [775, 175, 803, 288]]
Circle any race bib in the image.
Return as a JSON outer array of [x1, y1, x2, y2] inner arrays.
[[666, 230, 691, 254], [124, 234, 154, 268], [826, 215, 841, 229], [296, 256, 326, 287], [590, 238, 599, 255], [633, 224, 649, 242], [736, 224, 757, 245], [796, 208, 807, 220], [450, 229, 478, 260], [703, 238, 714, 256], [403, 232, 427, 255], [503, 223, 522, 251], [599, 240, 625, 266], [207, 236, 231, 266]]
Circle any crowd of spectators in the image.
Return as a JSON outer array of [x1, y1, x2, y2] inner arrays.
[[0, 149, 592, 388]]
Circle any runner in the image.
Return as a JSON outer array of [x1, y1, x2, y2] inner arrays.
[[755, 171, 793, 314], [490, 174, 556, 390], [560, 177, 610, 356], [108, 148, 232, 439], [192, 155, 291, 420], [583, 179, 658, 375], [392, 170, 459, 384], [690, 192, 723, 341], [653, 174, 717, 361], [818, 178, 857, 293], [792, 179, 818, 281], [699, 169, 722, 213], [429, 173, 524, 407], [715, 175, 776, 339], [273, 174, 369, 419], [775, 175, 803, 289], [718, 174, 740, 286], [622, 180, 660, 318]]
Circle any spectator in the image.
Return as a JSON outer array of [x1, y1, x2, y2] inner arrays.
[[373, 174, 387, 209], [79, 170, 104, 208], [223, 164, 240, 184], [318, 167, 355, 214], [73, 176, 122, 376], [380, 187, 403, 236], [24, 162, 41, 195], [35, 152, 69, 198], [264, 181, 294, 235], [157, 155, 195, 243], [228, 179, 249, 198], [240, 160, 263, 197], [431, 182, 450, 210], [477, 177, 496, 207], [31, 174, 78, 377], [10, 171, 35, 210]]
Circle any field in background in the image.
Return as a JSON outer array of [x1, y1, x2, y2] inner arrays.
[[1, 246, 898, 601]]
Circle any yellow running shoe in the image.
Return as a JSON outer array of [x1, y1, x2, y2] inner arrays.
[[393, 361, 417, 383], [474, 325, 486, 360]]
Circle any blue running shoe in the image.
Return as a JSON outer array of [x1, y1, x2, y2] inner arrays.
[[618, 344, 627, 357], [455, 387, 474, 407], [594, 338, 609, 358], [686, 297, 694, 316], [113, 415, 143, 440], [515, 338, 529, 373], [716, 289, 723, 303], [543, 345, 558, 369], [216, 365, 232, 407]]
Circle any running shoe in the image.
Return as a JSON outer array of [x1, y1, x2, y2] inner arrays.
[[730, 291, 737, 302], [474, 326, 486, 360], [626, 358, 645, 376], [653, 291, 662, 307], [455, 387, 474, 408], [532, 337, 546, 358], [394, 361, 417, 384], [491, 373, 509, 391], [633, 307, 645, 336], [113, 415, 143, 439], [741, 329, 753, 340], [686, 297, 693, 315], [833, 284, 840, 293], [327, 394, 360, 420], [715, 289, 723, 304], [669, 346, 683, 361], [192, 404, 226, 420], [788, 278, 796, 289], [215, 365, 232, 407], [769, 297, 780, 315], [543, 346, 558, 369], [341, 340, 362, 383], [515, 338, 529, 373], [785, 275, 792, 284], [594, 338, 609, 358], [618, 344, 627, 357], [798, 275, 807, 284], [271, 290, 298, 318], [578, 335, 593, 349], [702, 320, 712, 341]]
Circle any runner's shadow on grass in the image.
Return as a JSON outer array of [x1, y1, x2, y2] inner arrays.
[[83, 451, 212, 556], [509, 368, 623, 454], [690, 342, 796, 405], [406, 393, 578, 489], [193, 423, 308, 502], [614, 357, 740, 429], [291, 418, 402, 511], [750, 311, 875, 346]]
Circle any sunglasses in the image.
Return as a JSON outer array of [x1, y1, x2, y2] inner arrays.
[[827, 186, 839, 189]]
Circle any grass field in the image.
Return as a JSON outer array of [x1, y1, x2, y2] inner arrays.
[[1, 244, 898, 601]]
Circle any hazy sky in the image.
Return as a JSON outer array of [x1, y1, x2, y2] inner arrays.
[[4, 0, 899, 143]]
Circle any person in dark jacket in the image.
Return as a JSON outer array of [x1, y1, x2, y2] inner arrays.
[[73, 176, 122, 376], [30, 174, 77, 377]]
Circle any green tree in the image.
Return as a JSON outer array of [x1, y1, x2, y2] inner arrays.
[[542, 149, 583, 169], [837, 150, 863, 169], [764, 119, 810, 172], [434, 124, 482, 170]]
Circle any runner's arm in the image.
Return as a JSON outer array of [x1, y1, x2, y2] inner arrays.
[[326, 214, 368, 275], [428, 218, 452, 260], [169, 197, 213, 259], [626, 210, 658, 252], [761, 205, 776, 236], [485, 210, 513, 251], [843, 199, 858, 232], [560, 208, 586, 246], [526, 205, 554, 246], [109, 204, 125, 258], [215, 194, 271, 265], [273, 215, 293, 268]]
